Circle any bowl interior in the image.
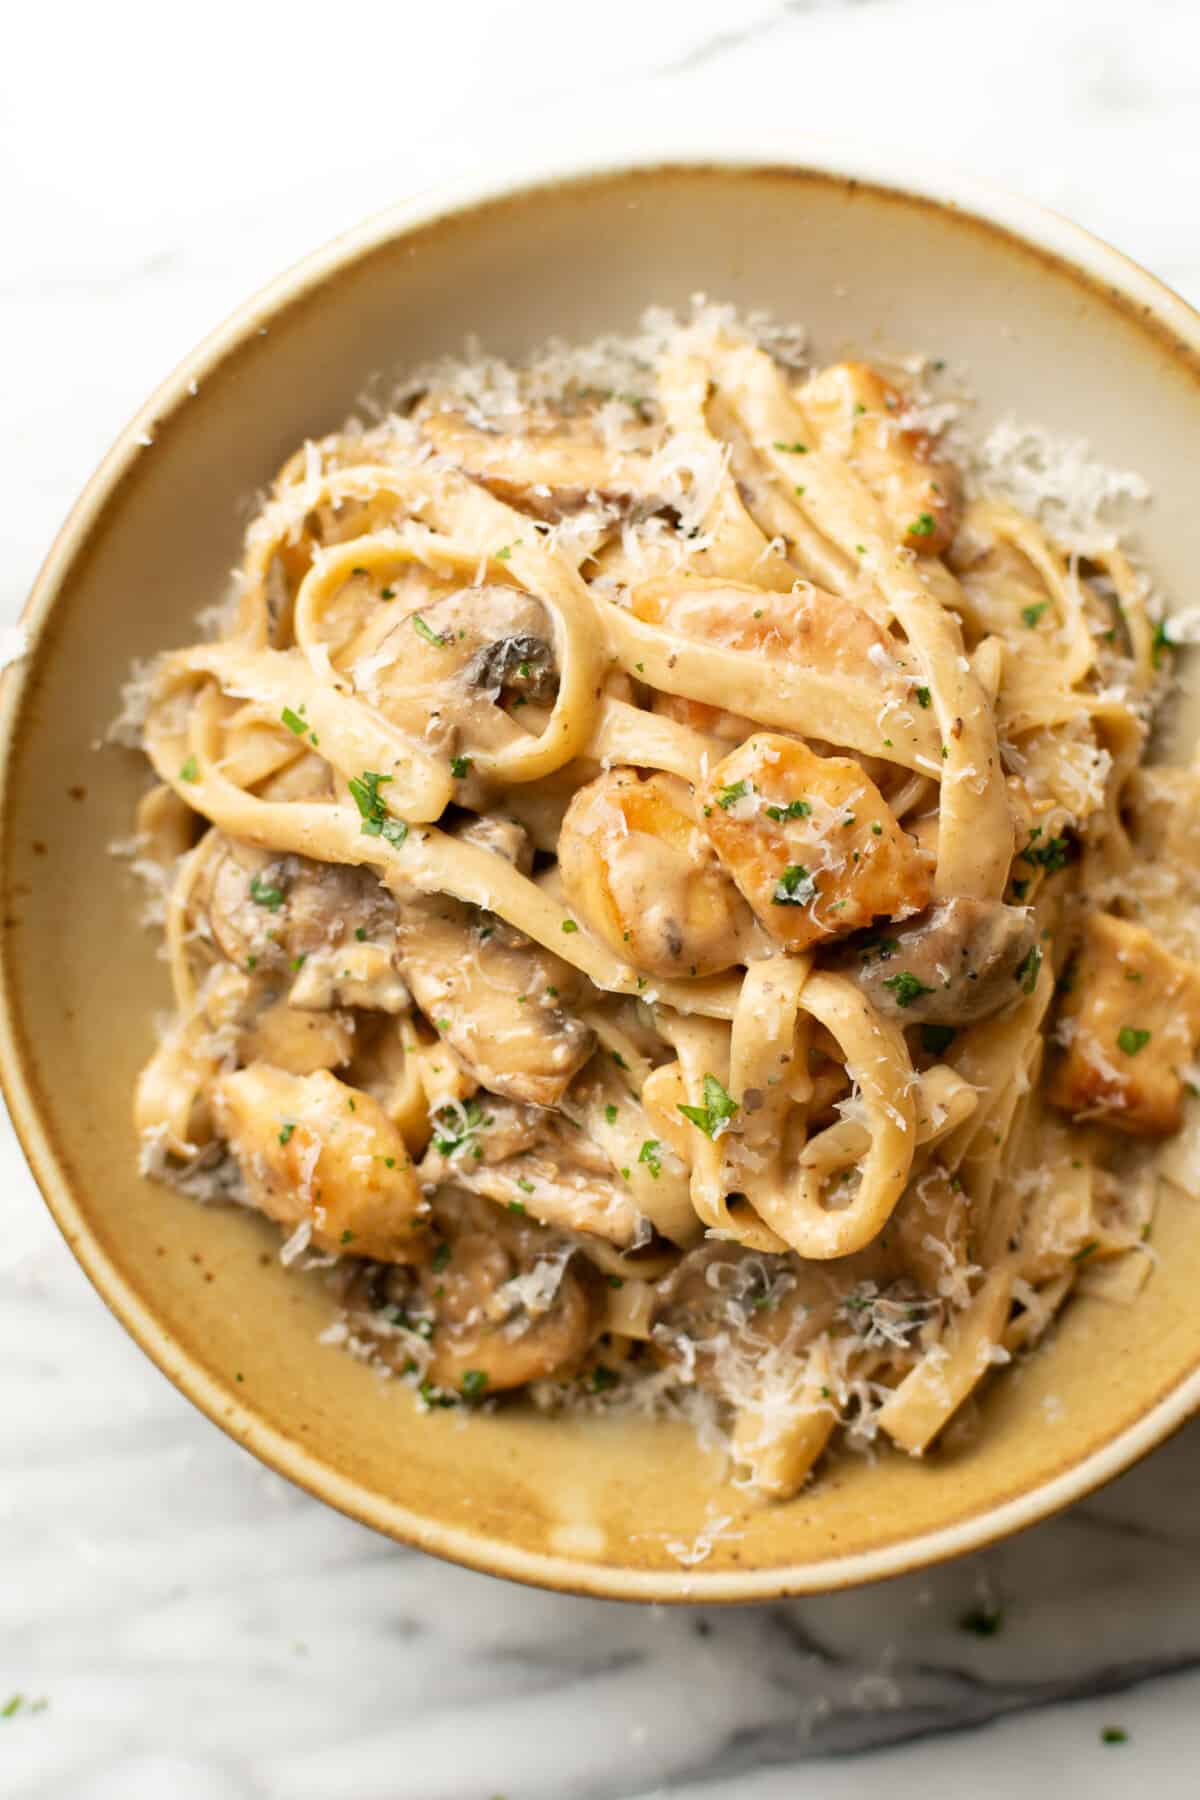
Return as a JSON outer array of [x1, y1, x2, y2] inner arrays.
[[4, 163, 1200, 1598]]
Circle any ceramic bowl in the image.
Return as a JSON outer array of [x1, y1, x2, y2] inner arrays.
[[4, 141, 1200, 1600]]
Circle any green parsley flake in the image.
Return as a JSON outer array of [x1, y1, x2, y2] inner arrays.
[[1021, 602, 1049, 628], [355, 926, 367, 941], [772, 864, 817, 906], [1117, 1026, 1151, 1056], [277, 1122, 296, 1146], [871, 822, 883, 836], [412, 614, 445, 646], [717, 779, 750, 810], [1101, 1728, 1129, 1745], [883, 970, 934, 1008], [561, 919, 578, 933], [461, 1369, 489, 1399], [909, 512, 936, 537], [249, 872, 285, 911], [431, 1241, 451, 1273], [517, 1177, 535, 1194], [773, 440, 808, 454], [604, 1104, 618, 1125], [494, 545, 514, 562], [419, 1378, 456, 1409], [638, 1139, 663, 1179], [915, 686, 932, 708], [179, 754, 198, 783], [764, 798, 811, 821], [450, 755, 471, 779], [348, 769, 408, 848], [281, 705, 307, 736], [1072, 1240, 1100, 1263], [1021, 833, 1074, 874], [340, 1229, 354, 1245], [507, 1200, 526, 1215], [678, 1073, 739, 1141], [607, 1275, 624, 1289], [1014, 945, 1042, 995]]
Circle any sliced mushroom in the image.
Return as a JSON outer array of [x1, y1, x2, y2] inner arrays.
[[465, 632, 557, 707], [395, 896, 594, 1106], [454, 812, 535, 875], [418, 1097, 644, 1248], [419, 405, 666, 520], [212, 1066, 426, 1261], [835, 898, 1040, 1026], [650, 1243, 841, 1377], [200, 834, 398, 989]]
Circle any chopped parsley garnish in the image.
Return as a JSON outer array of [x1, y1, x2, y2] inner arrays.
[[607, 1275, 624, 1290], [920, 1023, 958, 1055], [507, 1200, 526, 1215], [590, 1364, 620, 1393], [1014, 945, 1042, 995], [883, 970, 933, 1008], [449, 755, 471, 779], [494, 544, 514, 561], [1117, 1026, 1151, 1056], [178, 754, 198, 783], [772, 863, 817, 906], [915, 686, 932, 708], [1072, 1240, 1100, 1262], [431, 1097, 485, 1157], [348, 769, 408, 848], [281, 705, 307, 736], [461, 1369, 489, 1399], [638, 1139, 663, 1179], [773, 440, 808, 454], [604, 1104, 618, 1125], [561, 919, 578, 933], [871, 821, 883, 836], [412, 614, 445, 646], [1152, 618, 1172, 666], [678, 1074, 739, 1140], [910, 512, 936, 537], [716, 779, 750, 810], [340, 1230, 354, 1245], [1021, 602, 1049, 628], [1020, 833, 1074, 874], [958, 1603, 1003, 1637], [277, 1122, 296, 1146], [1101, 1728, 1129, 1745], [355, 926, 367, 941], [765, 798, 812, 821], [431, 1241, 451, 1273], [610, 1050, 629, 1070], [517, 1177, 535, 1194], [249, 872, 285, 911]]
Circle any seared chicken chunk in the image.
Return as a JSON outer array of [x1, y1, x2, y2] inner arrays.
[[699, 734, 931, 951], [1049, 912, 1200, 1135], [559, 769, 758, 978], [213, 1066, 426, 1260], [395, 896, 594, 1106], [347, 1191, 603, 1392], [838, 897, 1040, 1026]]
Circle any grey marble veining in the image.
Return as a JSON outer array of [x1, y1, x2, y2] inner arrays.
[[5, 0, 1200, 1793]]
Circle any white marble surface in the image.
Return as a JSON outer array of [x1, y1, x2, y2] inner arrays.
[[5, 0, 1200, 1792]]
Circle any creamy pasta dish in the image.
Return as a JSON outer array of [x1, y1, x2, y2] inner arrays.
[[127, 305, 1200, 1499]]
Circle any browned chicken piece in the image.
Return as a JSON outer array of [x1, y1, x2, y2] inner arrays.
[[799, 361, 961, 556], [201, 835, 399, 992], [418, 1096, 643, 1248], [212, 1066, 426, 1260], [835, 897, 1040, 1026], [630, 574, 901, 677], [558, 769, 758, 978], [200, 965, 357, 1076], [419, 406, 666, 519], [395, 896, 594, 1107], [1048, 912, 1200, 1135], [699, 734, 931, 951], [345, 1192, 603, 1393]]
